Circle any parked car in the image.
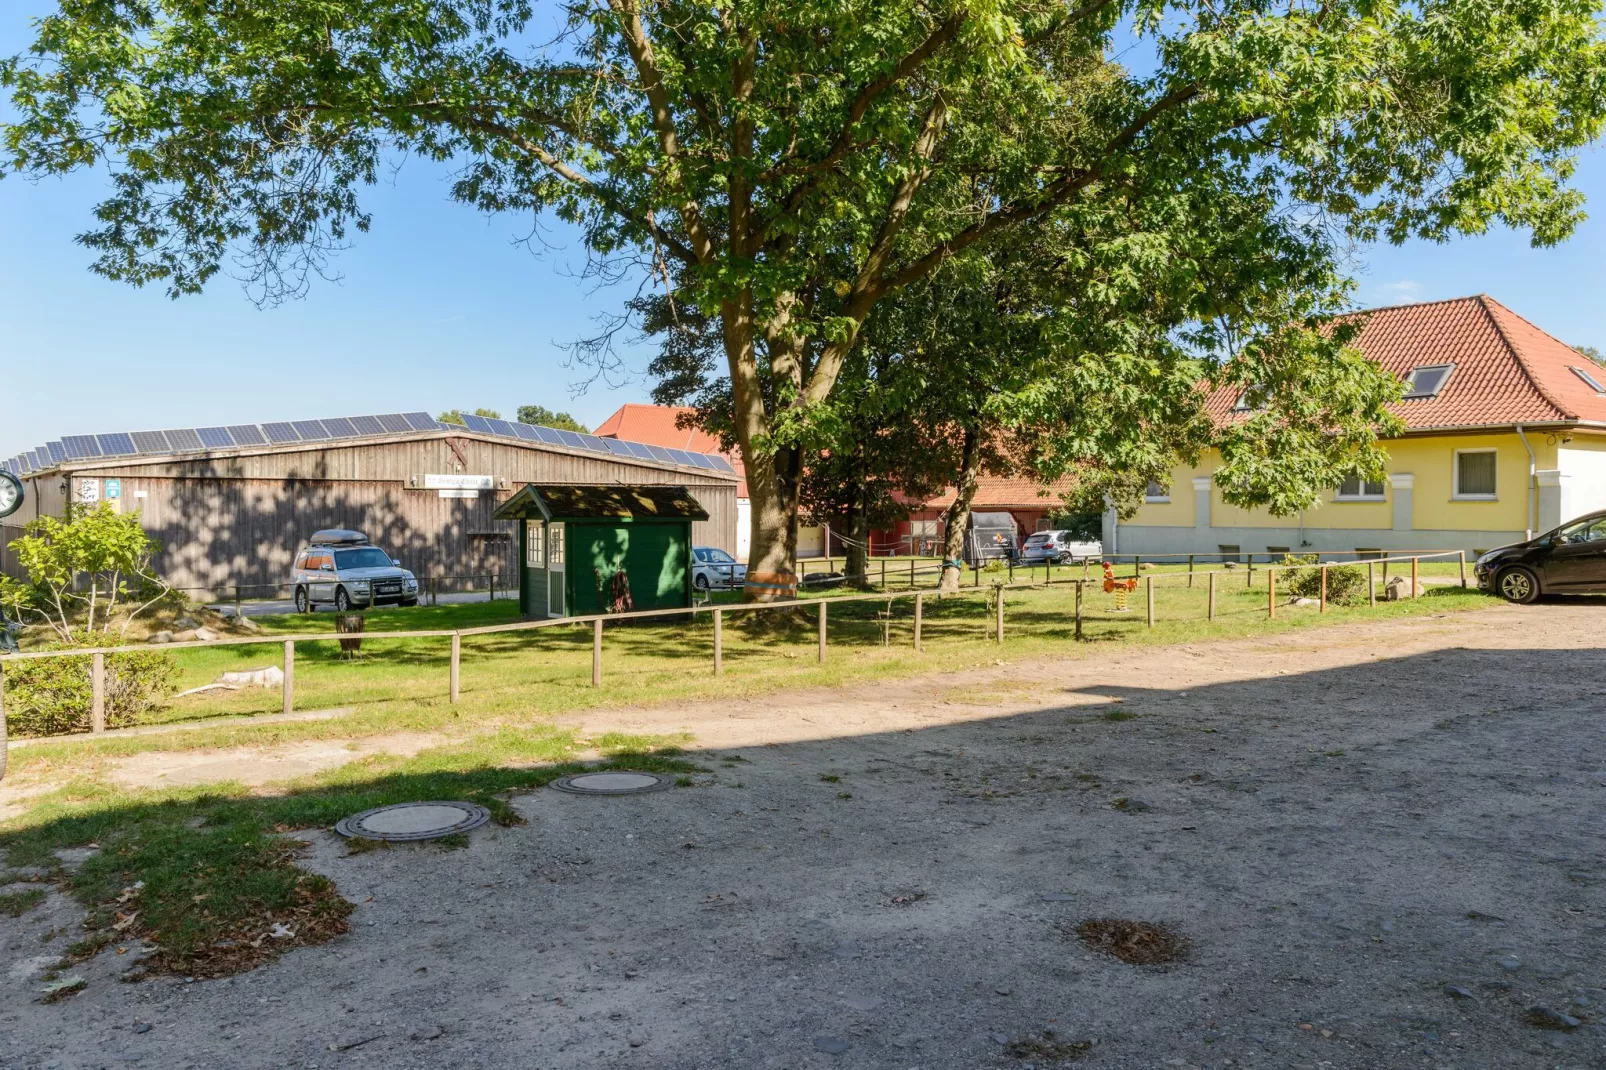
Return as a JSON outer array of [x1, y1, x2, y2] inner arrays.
[[292, 529, 419, 612], [1474, 510, 1606, 603], [1020, 530, 1103, 565], [692, 546, 747, 591]]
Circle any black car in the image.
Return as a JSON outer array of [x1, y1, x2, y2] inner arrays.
[[1474, 510, 1606, 603]]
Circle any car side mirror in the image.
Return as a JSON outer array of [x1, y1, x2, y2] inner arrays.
[[392, 558, 402, 567]]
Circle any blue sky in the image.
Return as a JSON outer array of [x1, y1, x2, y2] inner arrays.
[[3, 12, 1605, 461]]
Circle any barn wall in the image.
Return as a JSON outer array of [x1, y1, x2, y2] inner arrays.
[[21, 434, 738, 591]]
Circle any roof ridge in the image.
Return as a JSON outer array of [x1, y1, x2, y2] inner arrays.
[[1474, 295, 1576, 422], [1341, 293, 1486, 318]]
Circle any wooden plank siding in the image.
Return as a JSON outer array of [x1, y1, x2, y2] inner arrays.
[[2, 432, 738, 591]]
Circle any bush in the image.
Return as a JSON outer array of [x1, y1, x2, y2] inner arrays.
[[3, 648, 178, 738], [1287, 562, 1370, 606]]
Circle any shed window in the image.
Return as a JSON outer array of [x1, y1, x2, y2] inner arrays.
[[525, 521, 545, 567], [1570, 365, 1606, 394], [1145, 479, 1171, 502], [548, 522, 565, 566], [1454, 450, 1498, 499], [1336, 476, 1386, 500], [1403, 364, 1454, 398], [1354, 547, 1383, 560]]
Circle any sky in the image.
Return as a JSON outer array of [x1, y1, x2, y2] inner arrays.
[[4, 11, 1606, 462]]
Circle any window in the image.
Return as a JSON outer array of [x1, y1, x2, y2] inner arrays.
[[525, 521, 545, 567], [705, 548, 735, 563], [335, 548, 393, 570], [909, 520, 939, 538], [1454, 449, 1498, 499], [1354, 548, 1383, 560], [1145, 479, 1171, 502], [1218, 544, 1242, 563], [547, 522, 565, 566], [1265, 545, 1290, 556], [1557, 517, 1606, 544], [1403, 364, 1454, 398], [1570, 365, 1606, 394], [1231, 383, 1264, 412], [1335, 476, 1386, 500], [1035, 518, 1052, 532]]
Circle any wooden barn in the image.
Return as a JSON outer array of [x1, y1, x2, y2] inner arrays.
[[0, 413, 739, 596]]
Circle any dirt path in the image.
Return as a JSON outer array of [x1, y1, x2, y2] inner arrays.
[[3, 601, 1604, 1069]]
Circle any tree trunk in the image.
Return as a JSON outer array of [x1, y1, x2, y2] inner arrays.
[[939, 428, 982, 593], [743, 447, 802, 601], [845, 486, 871, 587]]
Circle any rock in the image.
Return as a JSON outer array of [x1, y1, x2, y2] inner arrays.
[[1443, 984, 1477, 1000], [1383, 576, 1425, 600], [173, 616, 198, 630], [172, 630, 198, 643], [990, 1033, 1010, 1045], [1293, 597, 1318, 606], [148, 631, 175, 645], [1110, 797, 1152, 813], [193, 626, 221, 642], [813, 1036, 851, 1054], [235, 616, 261, 633], [1527, 1006, 1581, 1031], [133, 1023, 153, 1034], [408, 1024, 443, 1041], [218, 666, 284, 688], [1497, 955, 1521, 972]]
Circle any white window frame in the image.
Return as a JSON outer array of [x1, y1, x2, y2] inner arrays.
[[1403, 363, 1455, 399], [1144, 479, 1171, 503], [1453, 448, 1499, 501], [525, 521, 545, 567], [1334, 476, 1387, 502], [1570, 365, 1606, 394]]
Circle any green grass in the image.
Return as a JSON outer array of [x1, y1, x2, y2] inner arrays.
[[0, 886, 47, 916]]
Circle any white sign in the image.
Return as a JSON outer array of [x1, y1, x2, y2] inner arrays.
[[75, 478, 100, 504], [438, 489, 480, 499], [424, 474, 493, 490]]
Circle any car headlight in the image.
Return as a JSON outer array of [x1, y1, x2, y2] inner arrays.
[[1475, 551, 1500, 567], [350, 580, 370, 588]]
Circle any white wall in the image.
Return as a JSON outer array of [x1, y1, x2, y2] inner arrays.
[[736, 497, 752, 561], [1559, 446, 1606, 524]]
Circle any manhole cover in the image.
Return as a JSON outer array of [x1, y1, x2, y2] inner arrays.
[[334, 801, 490, 842], [551, 771, 672, 796]]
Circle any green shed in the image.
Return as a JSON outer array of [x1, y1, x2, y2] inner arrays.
[[492, 484, 708, 619]]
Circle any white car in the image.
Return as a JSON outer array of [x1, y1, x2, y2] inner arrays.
[[692, 546, 746, 591], [1020, 530, 1102, 564]]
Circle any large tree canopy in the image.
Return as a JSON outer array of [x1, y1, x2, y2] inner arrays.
[[6, 0, 1604, 596]]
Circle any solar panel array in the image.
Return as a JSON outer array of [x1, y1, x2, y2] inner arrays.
[[2, 411, 737, 479]]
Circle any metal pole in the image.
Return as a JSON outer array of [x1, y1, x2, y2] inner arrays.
[[1074, 580, 1084, 640], [1132, 554, 1140, 579], [1368, 561, 1376, 606], [713, 607, 724, 675], [1145, 576, 1154, 628], [449, 632, 461, 703], [1411, 556, 1419, 599], [913, 592, 923, 650], [1247, 553, 1254, 587], [1208, 571, 1217, 621], [1459, 550, 1468, 589], [91, 652, 105, 734], [995, 585, 1004, 643], [1320, 566, 1327, 614], [592, 619, 602, 686], [282, 640, 294, 715], [817, 600, 827, 663]]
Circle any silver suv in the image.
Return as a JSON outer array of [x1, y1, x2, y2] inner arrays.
[[292, 530, 419, 612]]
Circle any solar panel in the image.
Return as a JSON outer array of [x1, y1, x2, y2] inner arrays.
[[459, 413, 494, 434], [554, 429, 587, 449], [131, 431, 171, 454], [320, 417, 357, 439], [644, 444, 677, 464], [622, 441, 657, 461], [45, 441, 66, 463], [164, 428, 204, 452], [511, 422, 543, 441], [575, 433, 610, 453], [291, 420, 331, 440], [531, 425, 566, 446], [263, 423, 300, 444], [377, 413, 414, 434], [403, 412, 439, 432], [227, 424, 267, 446], [602, 438, 634, 457], [706, 454, 735, 473], [34, 448, 53, 469], [24, 451, 42, 472], [16, 454, 33, 474], [484, 418, 515, 438], [196, 427, 235, 449], [96, 432, 137, 456], [61, 435, 102, 459], [349, 415, 387, 436], [686, 453, 717, 469], [665, 448, 698, 468]]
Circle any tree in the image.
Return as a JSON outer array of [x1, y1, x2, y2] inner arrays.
[[437, 408, 502, 425], [7, 0, 1603, 600], [1574, 344, 1605, 367], [515, 405, 588, 433]]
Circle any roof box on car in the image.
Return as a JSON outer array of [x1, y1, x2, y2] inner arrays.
[[308, 529, 369, 546]]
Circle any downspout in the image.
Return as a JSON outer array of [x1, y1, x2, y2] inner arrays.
[[1515, 424, 1536, 539]]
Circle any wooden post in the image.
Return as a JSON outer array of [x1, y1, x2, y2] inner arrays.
[[995, 585, 1005, 644], [234, 584, 242, 620], [1411, 556, 1419, 599], [1074, 580, 1084, 640], [880, 559, 886, 588], [913, 593, 924, 651], [592, 618, 602, 686], [1247, 553, 1254, 587], [973, 565, 979, 587], [1145, 576, 1155, 628], [1132, 555, 1140, 579], [449, 632, 461, 703], [713, 608, 724, 675], [1268, 568, 1276, 619], [1319, 566, 1328, 614], [489, 573, 495, 603], [282, 640, 294, 715], [1208, 571, 1217, 621], [1008, 559, 1014, 584], [1188, 554, 1195, 588], [817, 600, 827, 663], [90, 652, 105, 734], [430, 576, 439, 607], [910, 558, 916, 589], [1368, 561, 1376, 607], [1459, 549, 1468, 589]]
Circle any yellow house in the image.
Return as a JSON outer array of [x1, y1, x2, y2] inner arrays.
[[1108, 295, 1606, 558]]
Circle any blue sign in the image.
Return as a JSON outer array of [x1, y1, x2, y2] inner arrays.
[[105, 479, 121, 500]]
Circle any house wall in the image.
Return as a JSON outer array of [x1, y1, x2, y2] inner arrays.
[[1110, 430, 1571, 558], [1557, 432, 1606, 527]]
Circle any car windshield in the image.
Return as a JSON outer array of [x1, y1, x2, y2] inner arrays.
[[703, 548, 736, 563], [334, 548, 393, 570]]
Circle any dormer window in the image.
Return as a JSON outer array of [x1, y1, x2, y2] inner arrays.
[[1231, 384, 1263, 412], [1570, 365, 1606, 395], [1403, 363, 1454, 398]]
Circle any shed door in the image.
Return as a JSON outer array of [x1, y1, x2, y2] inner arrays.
[[548, 522, 565, 616], [570, 523, 689, 615]]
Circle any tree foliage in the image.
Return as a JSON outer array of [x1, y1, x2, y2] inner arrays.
[[515, 404, 588, 432], [437, 407, 503, 425]]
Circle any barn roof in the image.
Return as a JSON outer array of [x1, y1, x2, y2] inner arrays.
[[493, 484, 711, 522]]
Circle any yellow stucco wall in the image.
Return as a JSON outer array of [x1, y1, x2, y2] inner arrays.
[[1129, 431, 1559, 533]]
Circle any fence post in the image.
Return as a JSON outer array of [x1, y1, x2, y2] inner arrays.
[[282, 640, 295, 715], [592, 618, 603, 686], [1074, 580, 1084, 640], [489, 574, 495, 603], [913, 593, 924, 651], [1268, 568, 1276, 619], [1145, 576, 1155, 628], [1368, 561, 1377, 607], [1132, 555, 1140, 580], [1188, 554, 1195, 588], [234, 585, 242, 619], [1008, 559, 1014, 584], [1459, 550, 1468, 589], [995, 584, 1005, 644], [450, 632, 461, 704], [817, 600, 827, 663], [713, 608, 724, 675], [430, 577, 439, 607], [880, 559, 886, 588], [1247, 553, 1254, 587], [910, 558, 916, 589], [1319, 566, 1328, 614], [1208, 571, 1217, 621], [91, 652, 106, 734], [1411, 556, 1419, 599], [973, 565, 979, 587]]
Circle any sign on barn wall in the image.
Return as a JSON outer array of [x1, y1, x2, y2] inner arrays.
[[74, 477, 100, 504], [438, 489, 480, 499], [424, 474, 493, 490]]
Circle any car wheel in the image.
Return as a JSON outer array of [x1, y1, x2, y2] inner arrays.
[[294, 586, 310, 613], [694, 574, 711, 591], [1496, 566, 1540, 604], [335, 587, 352, 612], [1056, 553, 1073, 564]]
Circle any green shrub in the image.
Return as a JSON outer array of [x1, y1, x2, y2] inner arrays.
[[3, 648, 178, 738], [1287, 563, 1370, 606]]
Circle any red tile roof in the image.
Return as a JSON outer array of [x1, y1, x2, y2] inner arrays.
[[594, 404, 747, 495], [1205, 295, 1606, 431], [920, 475, 1075, 510]]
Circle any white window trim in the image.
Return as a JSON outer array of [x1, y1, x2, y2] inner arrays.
[[1403, 362, 1455, 399], [1144, 493, 1172, 503], [1334, 486, 1387, 502], [1452, 448, 1499, 500]]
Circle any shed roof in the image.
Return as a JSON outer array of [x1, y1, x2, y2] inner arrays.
[[493, 484, 710, 523]]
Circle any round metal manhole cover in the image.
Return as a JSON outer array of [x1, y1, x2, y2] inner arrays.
[[334, 801, 491, 842], [550, 771, 672, 796]]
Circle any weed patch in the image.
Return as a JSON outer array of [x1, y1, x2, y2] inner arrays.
[[1073, 918, 1189, 965]]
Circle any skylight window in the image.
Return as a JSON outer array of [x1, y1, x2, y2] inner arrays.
[[1570, 365, 1606, 394], [1402, 364, 1454, 399]]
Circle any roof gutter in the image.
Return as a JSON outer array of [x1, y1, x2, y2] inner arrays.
[[1514, 425, 1536, 539]]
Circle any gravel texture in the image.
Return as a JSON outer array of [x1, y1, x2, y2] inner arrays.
[[3, 600, 1604, 1069]]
